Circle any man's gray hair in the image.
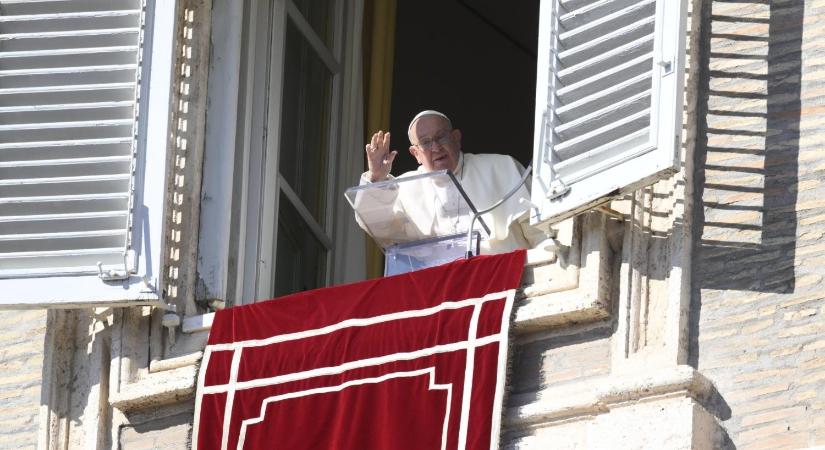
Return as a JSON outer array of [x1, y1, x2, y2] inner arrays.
[[407, 110, 452, 143]]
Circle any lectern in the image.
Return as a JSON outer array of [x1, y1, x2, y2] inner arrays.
[[345, 170, 490, 276]]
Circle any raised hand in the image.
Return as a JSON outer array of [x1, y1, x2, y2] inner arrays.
[[365, 130, 398, 182]]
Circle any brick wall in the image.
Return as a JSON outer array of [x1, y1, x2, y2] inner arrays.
[[0, 311, 46, 450], [692, 0, 825, 448], [119, 406, 194, 449], [510, 325, 611, 399]]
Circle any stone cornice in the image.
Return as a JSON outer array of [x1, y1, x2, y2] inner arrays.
[[504, 365, 716, 429]]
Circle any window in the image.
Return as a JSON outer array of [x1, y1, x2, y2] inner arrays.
[[530, 0, 688, 224], [197, 0, 365, 305], [272, 11, 338, 296], [0, 0, 176, 306], [196, 0, 689, 308]]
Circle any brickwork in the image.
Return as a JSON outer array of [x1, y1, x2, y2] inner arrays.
[[119, 407, 194, 449], [509, 326, 611, 400], [692, 0, 825, 448], [0, 311, 46, 450]]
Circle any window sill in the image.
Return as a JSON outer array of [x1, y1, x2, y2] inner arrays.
[[178, 214, 618, 337]]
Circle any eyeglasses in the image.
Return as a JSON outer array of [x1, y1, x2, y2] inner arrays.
[[414, 131, 452, 151]]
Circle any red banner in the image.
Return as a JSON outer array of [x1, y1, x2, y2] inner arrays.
[[194, 250, 525, 450]]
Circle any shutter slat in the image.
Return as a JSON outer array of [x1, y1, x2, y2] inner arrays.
[[0, 100, 134, 113], [0, 105, 135, 125], [0, 234, 125, 254], [559, 0, 640, 30], [556, 72, 649, 121], [0, 45, 139, 59], [0, 192, 130, 204], [0, 229, 125, 241], [557, 37, 653, 86], [553, 108, 650, 161], [559, 0, 655, 48], [558, 16, 654, 68], [0, 212, 127, 236], [0, 0, 141, 16], [0, 11, 141, 22], [3, 53, 140, 71], [0, 128, 134, 145], [0, 33, 140, 53], [0, 248, 124, 274], [0, 68, 137, 89], [0, 174, 131, 187], [0, 248, 123, 259], [0, 82, 134, 95], [553, 130, 651, 182], [0, 16, 141, 36], [0, 64, 138, 77], [0, 211, 128, 223], [558, 57, 652, 106], [0, 137, 131, 151], [0, 180, 130, 200], [0, 247, 123, 260], [0, 118, 133, 131], [555, 91, 650, 139], [0, 155, 131, 168], [0, 80, 135, 107], [0, 27, 141, 40]]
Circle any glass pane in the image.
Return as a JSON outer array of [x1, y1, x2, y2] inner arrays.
[[274, 192, 327, 297], [278, 19, 333, 226], [344, 170, 490, 249], [291, 0, 334, 47]]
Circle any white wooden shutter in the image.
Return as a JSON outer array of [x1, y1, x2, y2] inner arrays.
[[0, 0, 176, 306], [530, 0, 688, 224]]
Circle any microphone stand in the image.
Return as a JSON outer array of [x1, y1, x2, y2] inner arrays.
[[465, 165, 533, 259]]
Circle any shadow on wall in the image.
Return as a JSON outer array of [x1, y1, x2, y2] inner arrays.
[[692, 0, 802, 295]]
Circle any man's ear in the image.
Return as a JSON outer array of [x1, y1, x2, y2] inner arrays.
[[409, 146, 422, 164], [451, 129, 462, 149]]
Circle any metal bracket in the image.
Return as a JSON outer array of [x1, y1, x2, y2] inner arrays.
[[547, 179, 570, 200], [96, 249, 137, 282], [658, 60, 673, 76], [96, 262, 129, 281]]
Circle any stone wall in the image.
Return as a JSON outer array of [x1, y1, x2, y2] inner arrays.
[[691, 0, 825, 448], [0, 311, 46, 450]]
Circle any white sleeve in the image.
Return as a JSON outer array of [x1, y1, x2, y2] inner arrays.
[[352, 172, 408, 245]]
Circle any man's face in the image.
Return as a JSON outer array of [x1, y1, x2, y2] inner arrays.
[[408, 115, 462, 172]]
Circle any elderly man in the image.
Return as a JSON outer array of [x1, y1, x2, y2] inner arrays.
[[358, 110, 545, 254]]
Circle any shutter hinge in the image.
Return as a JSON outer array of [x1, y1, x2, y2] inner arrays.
[[658, 60, 673, 76], [547, 179, 570, 200], [97, 249, 138, 282]]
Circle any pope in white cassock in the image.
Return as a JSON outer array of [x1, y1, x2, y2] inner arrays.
[[356, 110, 547, 254]]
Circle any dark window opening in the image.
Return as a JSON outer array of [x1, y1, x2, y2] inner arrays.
[[389, 0, 540, 175]]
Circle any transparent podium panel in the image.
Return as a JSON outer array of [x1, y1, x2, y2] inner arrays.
[[384, 232, 481, 276], [345, 170, 489, 249]]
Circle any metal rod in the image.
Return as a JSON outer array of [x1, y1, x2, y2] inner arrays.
[[465, 165, 533, 258]]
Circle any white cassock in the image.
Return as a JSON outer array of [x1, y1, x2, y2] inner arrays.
[[354, 152, 545, 254]]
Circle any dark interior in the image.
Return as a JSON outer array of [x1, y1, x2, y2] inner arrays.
[[388, 0, 540, 175]]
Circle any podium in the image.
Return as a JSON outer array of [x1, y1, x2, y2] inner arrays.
[[345, 170, 490, 276]]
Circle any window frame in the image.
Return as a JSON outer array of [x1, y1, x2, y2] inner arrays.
[[197, 0, 366, 307], [255, 0, 345, 299], [0, 0, 178, 307]]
